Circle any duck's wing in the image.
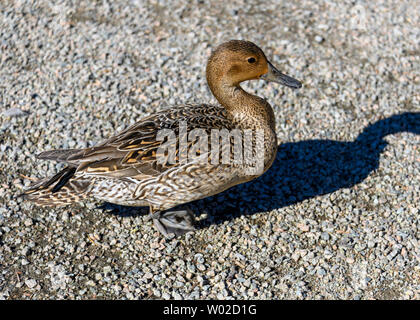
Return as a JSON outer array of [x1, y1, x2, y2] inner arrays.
[[37, 104, 232, 180]]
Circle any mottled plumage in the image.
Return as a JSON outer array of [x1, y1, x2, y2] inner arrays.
[[23, 40, 302, 237]]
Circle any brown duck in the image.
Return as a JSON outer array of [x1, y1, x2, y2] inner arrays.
[[23, 40, 302, 237]]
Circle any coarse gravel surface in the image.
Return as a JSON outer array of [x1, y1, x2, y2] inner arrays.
[[0, 0, 419, 299]]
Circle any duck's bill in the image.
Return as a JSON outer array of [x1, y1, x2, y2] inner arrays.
[[261, 61, 302, 89]]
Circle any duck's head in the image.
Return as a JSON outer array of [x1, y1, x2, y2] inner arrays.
[[206, 40, 302, 90]]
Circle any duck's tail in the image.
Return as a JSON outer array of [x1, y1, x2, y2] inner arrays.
[[21, 166, 92, 206]]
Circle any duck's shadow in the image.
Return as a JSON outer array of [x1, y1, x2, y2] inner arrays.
[[102, 112, 419, 229]]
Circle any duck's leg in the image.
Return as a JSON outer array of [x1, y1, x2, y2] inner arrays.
[[147, 207, 196, 238]]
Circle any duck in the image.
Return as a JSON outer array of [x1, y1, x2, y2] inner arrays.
[[23, 40, 302, 237]]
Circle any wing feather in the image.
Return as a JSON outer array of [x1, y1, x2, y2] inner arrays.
[[64, 104, 233, 179]]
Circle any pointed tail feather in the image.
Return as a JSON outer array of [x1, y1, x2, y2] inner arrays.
[[36, 149, 82, 163], [22, 166, 91, 206]]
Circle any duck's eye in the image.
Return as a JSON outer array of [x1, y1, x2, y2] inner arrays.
[[247, 57, 256, 64]]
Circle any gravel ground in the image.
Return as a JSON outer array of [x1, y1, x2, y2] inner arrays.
[[0, 0, 419, 300]]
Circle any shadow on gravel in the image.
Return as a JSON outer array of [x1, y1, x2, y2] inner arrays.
[[105, 112, 419, 230]]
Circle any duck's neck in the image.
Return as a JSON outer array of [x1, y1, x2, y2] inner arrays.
[[208, 81, 276, 130]]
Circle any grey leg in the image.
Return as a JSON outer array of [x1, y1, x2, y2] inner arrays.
[[148, 209, 196, 238]]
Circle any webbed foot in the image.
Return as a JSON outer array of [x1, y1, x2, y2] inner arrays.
[[149, 209, 196, 238]]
